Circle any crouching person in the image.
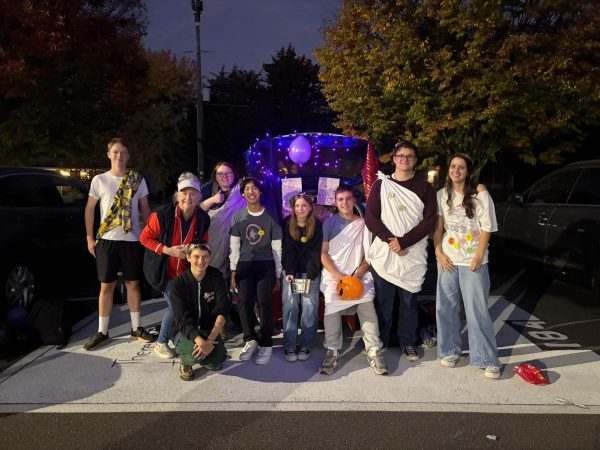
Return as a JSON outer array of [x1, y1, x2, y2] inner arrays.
[[170, 241, 229, 380]]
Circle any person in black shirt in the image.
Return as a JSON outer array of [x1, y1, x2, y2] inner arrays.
[[170, 241, 230, 380], [281, 193, 323, 362]]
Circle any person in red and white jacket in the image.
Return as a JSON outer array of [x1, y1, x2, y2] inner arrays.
[[140, 172, 209, 359]]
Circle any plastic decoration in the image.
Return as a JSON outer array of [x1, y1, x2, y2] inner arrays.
[[288, 135, 312, 164], [361, 141, 379, 200], [336, 275, 364, 300], [512, 363, 550, 385]]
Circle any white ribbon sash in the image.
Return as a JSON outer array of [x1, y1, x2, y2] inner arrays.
[[320, 218, 375, 315], [366, 172, 428, 293]]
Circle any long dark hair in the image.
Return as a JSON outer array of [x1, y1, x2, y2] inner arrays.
[[445, 153, 478, 219], [288, 193, 315, 241]]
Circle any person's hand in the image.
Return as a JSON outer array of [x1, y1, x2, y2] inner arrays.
[[274, 278, 281, 292], [285, 274, 294, 282], [470, 254, 484, 272], [192, 339, 215, 360], [209, 191, 225, 207], [330, 270, 344, 282], [388, 237, 403, 254], [231, 271, 237, 292], [168, 244, 188, 259], [86, 236, 96, 257], [437, 253, 455, 272]]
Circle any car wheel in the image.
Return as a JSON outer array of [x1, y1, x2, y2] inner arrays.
[[4, 264, 36, 310]]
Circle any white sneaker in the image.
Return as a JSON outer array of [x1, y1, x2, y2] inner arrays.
[[440, 354, 459, 367], [484, 365, 501, 379], [255, 346, 273, 365], [239, 340, 258, 361], [153, 342, 175, 359]]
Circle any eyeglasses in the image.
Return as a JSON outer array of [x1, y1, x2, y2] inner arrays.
[[185, 242, 211, 254], [216, 172, 233, 177], [394, 154, 415, 161]]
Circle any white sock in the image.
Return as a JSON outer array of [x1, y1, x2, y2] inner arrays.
[[98, 316, 109, 335], [130, 311, 141, 330], [327, 347, 339, 356]]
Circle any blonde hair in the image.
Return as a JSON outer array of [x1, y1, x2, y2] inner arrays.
[[288, 193, 315, 241]]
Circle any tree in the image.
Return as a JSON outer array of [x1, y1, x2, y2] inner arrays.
[[315, 0, 600, 173], [120, 50, 195, 194], [262, 45, 337, 134], [204, 66, 266, 172], [203, 46, 338, 172], [0, 0, 147, 166]]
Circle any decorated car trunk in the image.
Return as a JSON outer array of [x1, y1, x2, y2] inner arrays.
[[243, 132, 379, 220]]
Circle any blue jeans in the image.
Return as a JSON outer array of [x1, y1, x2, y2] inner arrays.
[[371, 266, 418, 348], [281, 273, 320, 350], [436, 263, 500, 368], [157, 280, 174, 345]]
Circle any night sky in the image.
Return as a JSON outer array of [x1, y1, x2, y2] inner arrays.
[[144, 0, 342, 77]]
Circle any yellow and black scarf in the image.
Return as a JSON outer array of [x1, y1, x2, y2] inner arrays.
[[96, 170, 143, 242]]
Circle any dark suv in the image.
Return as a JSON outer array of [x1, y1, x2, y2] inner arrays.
[[494, 160, 600, 299], [0, 168, 96, 320]]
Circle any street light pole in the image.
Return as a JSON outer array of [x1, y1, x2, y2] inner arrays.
[[192, 0, 204, 182]]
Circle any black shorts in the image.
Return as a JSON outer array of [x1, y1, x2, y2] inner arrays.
[[95, 239, 143, 283]]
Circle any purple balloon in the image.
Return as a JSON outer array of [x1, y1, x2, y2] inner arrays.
[[288, 135, 311, 164]]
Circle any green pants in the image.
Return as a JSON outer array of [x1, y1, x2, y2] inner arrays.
[[176, 333, 227, 371]]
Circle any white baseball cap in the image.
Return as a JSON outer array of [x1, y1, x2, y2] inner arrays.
[[177, 178, 200, 192]]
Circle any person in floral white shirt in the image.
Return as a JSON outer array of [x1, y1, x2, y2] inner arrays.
[[433, 153, 502, 380]]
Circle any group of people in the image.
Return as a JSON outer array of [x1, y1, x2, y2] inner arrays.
[[83, 137, 501, 381]]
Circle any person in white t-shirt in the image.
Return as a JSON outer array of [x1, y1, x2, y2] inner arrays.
[[433, 153, 502, 379], [83, 137, 153, 350]]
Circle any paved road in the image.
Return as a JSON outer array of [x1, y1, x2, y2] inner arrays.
[[1, 411, 599, 449]]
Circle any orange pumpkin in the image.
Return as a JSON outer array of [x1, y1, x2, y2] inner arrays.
[[336, 276, 364, 300]]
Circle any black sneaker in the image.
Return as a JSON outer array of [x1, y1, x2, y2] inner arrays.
[[179, 362, 194, 381], [130, 327, 156, 343], [83, 332, 109, 351], [403, 345, 419, 362], [297, 347, 311, 361]]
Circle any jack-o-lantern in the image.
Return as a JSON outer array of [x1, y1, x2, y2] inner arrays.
[[336, 276, 364, 300]]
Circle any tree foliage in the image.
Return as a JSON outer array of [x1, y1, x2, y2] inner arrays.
[[262, 45, 337, 134], [121, 50, 195, 194], [0, 0, 147, 166], [315, 0, 600, 173], [204, 46, 338, 171]]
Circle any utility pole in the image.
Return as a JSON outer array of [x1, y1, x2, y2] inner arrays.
[[191, 0, 204, 182]]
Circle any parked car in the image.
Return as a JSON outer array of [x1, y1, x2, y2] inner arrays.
[[494, 160, 600, 299], [0, 168, 97, 321]]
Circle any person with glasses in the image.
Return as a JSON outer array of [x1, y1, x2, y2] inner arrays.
[[281, 193, 323, 362], [200, 162, 246, 277], [200, 162, 239, 215], [230, 177, 282, 365], [140, 172, 210, 359], [433, 154, 501, 379], [169, 241, 230, 380], [365, 140, 437, 361]]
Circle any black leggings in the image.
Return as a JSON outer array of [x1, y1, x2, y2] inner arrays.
[[236, 260, 275, 346]]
